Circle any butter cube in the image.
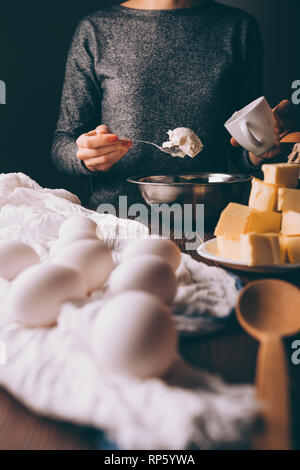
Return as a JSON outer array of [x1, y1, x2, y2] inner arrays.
[[281, 211, 300, 236], [249, 178, 279, 211], [246, 209, 282, 234], [241, 233, 283, 266], [217, 237, 241, 261], [262, 163, 299, 188], [215, 203, 251, 240], [214, 203, 282, 240], [280, 236, 300, 263], [278, 188, 300, 213]]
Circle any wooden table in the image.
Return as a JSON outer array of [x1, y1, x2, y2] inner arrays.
[[0, 233, 299, 450]]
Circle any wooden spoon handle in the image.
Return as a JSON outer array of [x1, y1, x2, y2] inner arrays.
[[254, 337, 290, 450], [280, 132, 300, 143]]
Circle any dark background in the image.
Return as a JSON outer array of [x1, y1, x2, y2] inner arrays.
[[0, 0, 299, 202]]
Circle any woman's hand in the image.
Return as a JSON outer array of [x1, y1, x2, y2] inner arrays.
[[76, 125, 132, 172], [230, 100, 297, 167]]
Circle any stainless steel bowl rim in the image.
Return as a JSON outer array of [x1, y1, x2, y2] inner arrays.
[[127, 173, 252, 187]]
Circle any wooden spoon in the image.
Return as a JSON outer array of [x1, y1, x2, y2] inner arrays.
[[236, 279, 300, 450], [280, 132, 300, 143]]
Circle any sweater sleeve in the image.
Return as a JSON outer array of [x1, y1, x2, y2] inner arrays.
[[51, 19, 102, 176], [229, 16, 264, 175]]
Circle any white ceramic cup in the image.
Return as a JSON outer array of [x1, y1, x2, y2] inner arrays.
[[224, 97, 277, 156]]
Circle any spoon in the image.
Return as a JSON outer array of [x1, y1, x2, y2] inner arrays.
[[280, 132, 300, 143], [236, 279, 300, 450], [120, 138, 183, 157]]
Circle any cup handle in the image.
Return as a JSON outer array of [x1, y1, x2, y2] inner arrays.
[[241, 121, 264, 148]]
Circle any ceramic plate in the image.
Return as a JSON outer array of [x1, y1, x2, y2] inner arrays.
[[197, 238, 300, 273]]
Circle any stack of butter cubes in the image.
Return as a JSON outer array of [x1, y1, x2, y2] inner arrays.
[[214, 163, 300, 266]]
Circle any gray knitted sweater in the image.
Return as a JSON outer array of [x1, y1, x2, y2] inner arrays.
[[51, 1, 263, 208]]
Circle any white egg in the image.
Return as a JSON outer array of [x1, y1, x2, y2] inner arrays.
[[50, 230, 98, 256], [91, 291, 177, 378], [123, 239, 181, 270], [52, 239, 114, 293], [109, 255, 177, 305], [59, 215, 98, 239], [0, 240, 40, 281], [6, 264, 87, 328]]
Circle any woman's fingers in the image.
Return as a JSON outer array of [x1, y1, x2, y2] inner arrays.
[[77, 142, 126, 160], [248, 144, 284, 167], [82, 142, 132, 172], [264, 145, 283, 160], [77, 132, 119, 149], [76, 125, 132, 172], [256, 145, 283, 162], [78, 140, 132, 161], [84, 148, 128, 167], [273, 100, 295, 135], [230, 137, 240, 147]]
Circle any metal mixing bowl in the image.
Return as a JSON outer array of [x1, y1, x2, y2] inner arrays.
[[127, 173, 252, 223]]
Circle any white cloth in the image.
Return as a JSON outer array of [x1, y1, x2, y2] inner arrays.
[[0, 173, 257, 449]]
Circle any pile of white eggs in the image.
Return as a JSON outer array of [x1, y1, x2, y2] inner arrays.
[[4, 216, 113, 328], [2, 216, 182, 379]]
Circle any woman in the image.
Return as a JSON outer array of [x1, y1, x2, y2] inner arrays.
[[52, 0, 294, 209]]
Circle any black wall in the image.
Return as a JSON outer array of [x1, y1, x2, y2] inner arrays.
[[0, 1, 117, 202], [220, 0, 300, 106], [0, 1, 299, 201]]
